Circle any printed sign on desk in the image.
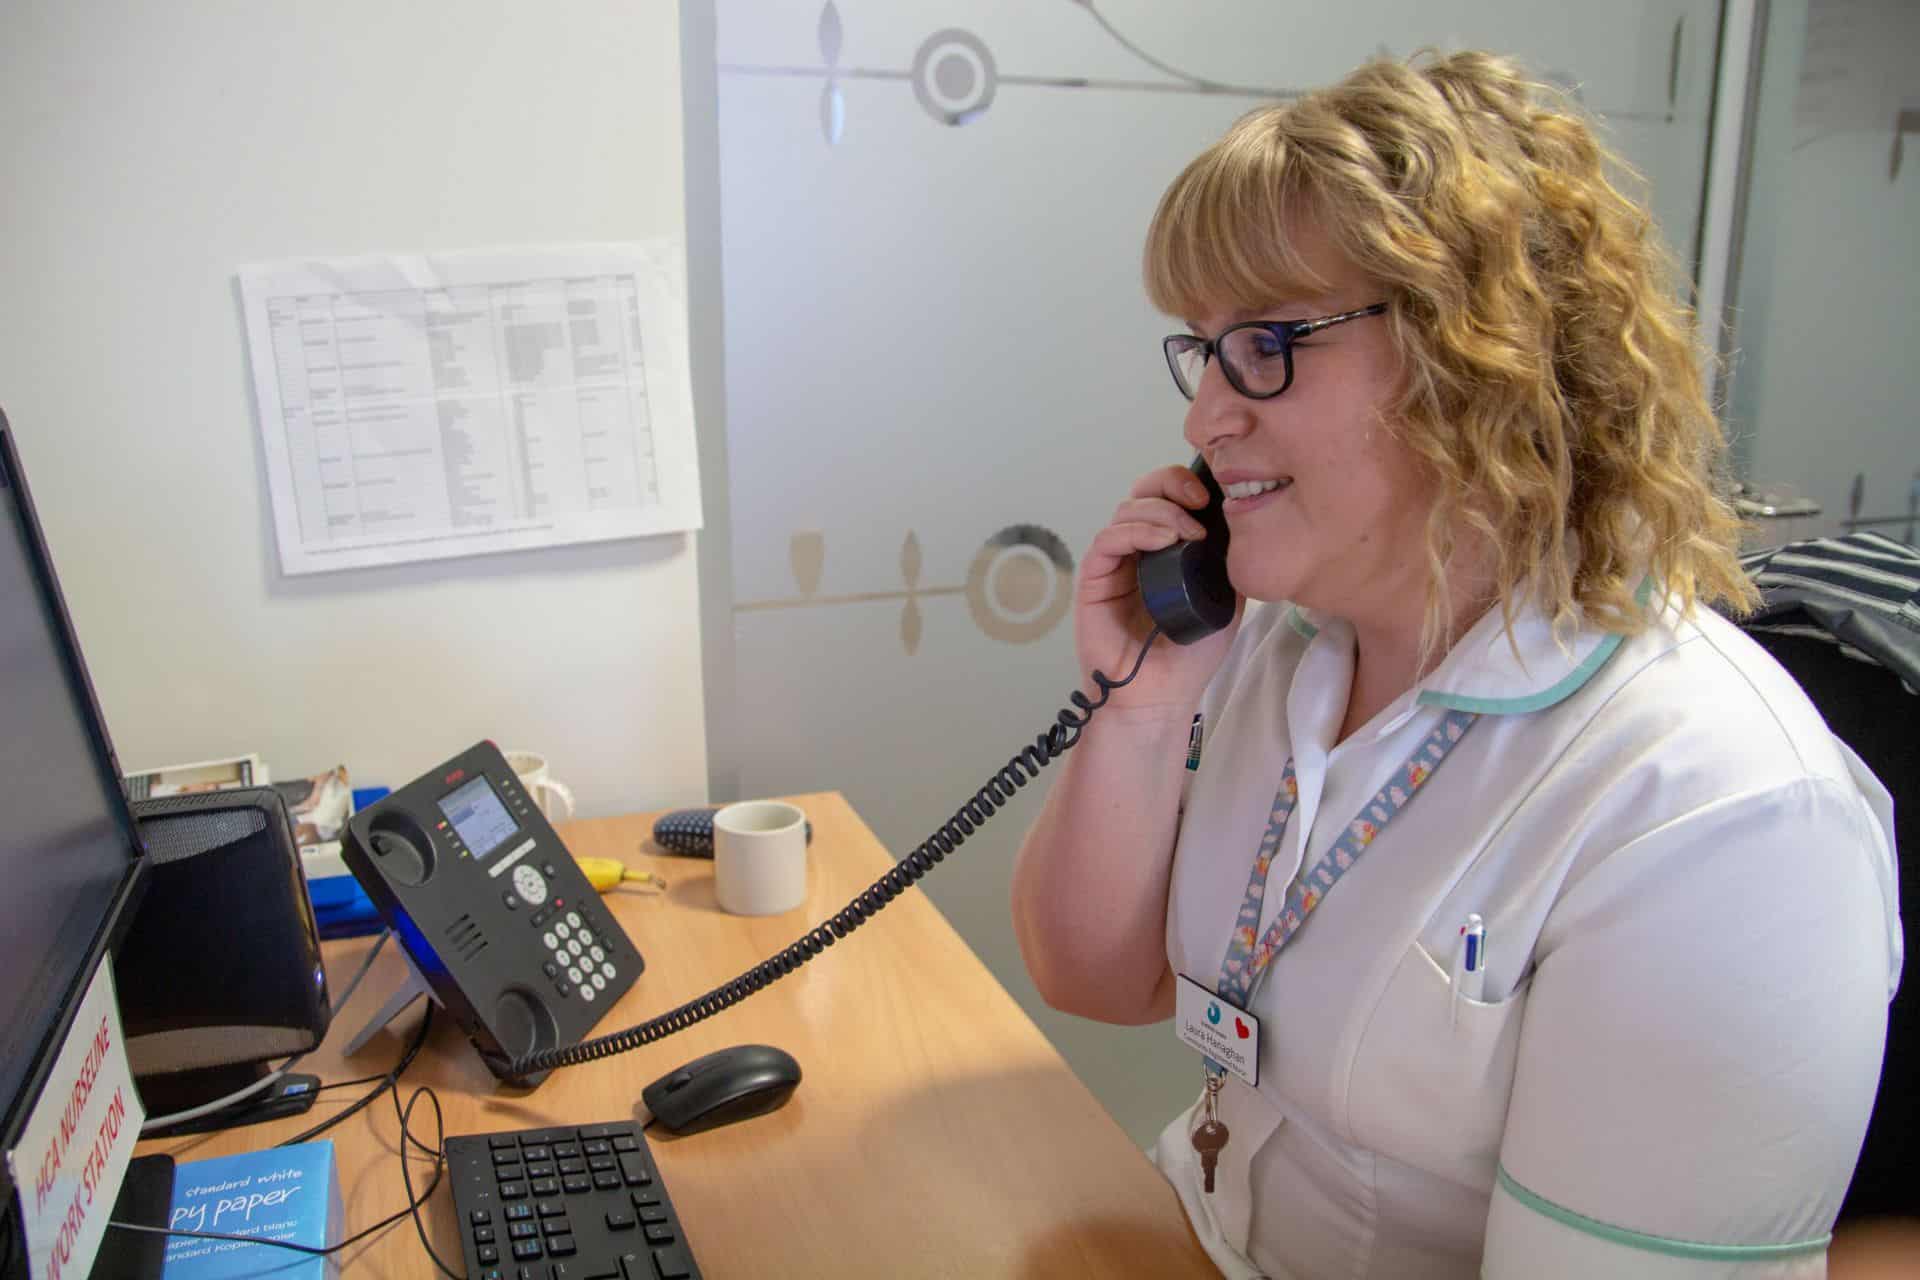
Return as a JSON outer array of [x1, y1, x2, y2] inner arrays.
[[3, 963, 144, 1280]]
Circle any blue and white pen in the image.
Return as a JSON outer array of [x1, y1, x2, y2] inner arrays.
[[1459, 914, 1487, 1001], [1451, 914, 1486, 1029]]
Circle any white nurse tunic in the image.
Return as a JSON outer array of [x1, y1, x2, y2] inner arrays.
[[1153, 592, 1901, 1279]]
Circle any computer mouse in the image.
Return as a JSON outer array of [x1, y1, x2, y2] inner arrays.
[[641, 1043, 801, 1136]]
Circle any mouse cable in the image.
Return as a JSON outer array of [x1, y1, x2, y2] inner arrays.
[[498, 625, 1165, 1079], [107, 1082, 456, 1271]]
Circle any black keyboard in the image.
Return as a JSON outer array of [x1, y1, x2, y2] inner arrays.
[[446, 1120, 701, 1280]]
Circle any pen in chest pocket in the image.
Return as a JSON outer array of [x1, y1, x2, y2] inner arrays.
[[1451, 914, 1487, 1028]]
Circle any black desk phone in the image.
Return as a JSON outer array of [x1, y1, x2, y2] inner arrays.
[[342, 741, 641, 1086], [344, 460, 1234, 1086]]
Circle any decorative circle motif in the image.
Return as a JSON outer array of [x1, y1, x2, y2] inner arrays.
[[935, 54, 974, 101], [987, 547, 1055, 623], [911, 28, 997, 125], [966, 524, 1074, 644]]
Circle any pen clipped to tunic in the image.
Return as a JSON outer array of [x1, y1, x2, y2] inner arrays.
[[1451, 913, 1487, 1028]]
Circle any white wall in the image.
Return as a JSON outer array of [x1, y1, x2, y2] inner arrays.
[[0, 1, 709, 815]]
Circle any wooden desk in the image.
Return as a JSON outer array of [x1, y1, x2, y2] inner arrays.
[[139, 792, 1213, 1277]]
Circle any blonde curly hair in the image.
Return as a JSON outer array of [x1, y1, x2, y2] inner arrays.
[[1144, 49, 1756, 649]]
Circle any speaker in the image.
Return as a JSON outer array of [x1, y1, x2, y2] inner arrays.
[[113, 787, 332, 1135]]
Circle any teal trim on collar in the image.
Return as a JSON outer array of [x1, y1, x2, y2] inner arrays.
[[1496, 1165, 1830, 1261], [1417, 631, 1623, 715], [1416, 576, 1655, 717], [1285, 606, 1318, 641]]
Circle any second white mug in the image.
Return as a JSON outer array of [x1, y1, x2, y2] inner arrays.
[[504, 749, 576, 822]]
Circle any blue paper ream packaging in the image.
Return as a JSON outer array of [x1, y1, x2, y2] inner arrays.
[[160, 1141, 341, 1278]]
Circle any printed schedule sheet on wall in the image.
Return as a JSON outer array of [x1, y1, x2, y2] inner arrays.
[[238, 242, 702, 575]]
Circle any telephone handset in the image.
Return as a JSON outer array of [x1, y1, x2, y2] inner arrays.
[[366, 460, 1222, 1085], [1136, 456, 1236, 644]]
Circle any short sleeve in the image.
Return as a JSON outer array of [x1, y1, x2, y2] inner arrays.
[[1482, 777, 1896, 1279]]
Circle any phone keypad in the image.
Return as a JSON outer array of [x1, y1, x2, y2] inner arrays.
[[507, 854, 623, 1008], [541, 906, 618, 1003]]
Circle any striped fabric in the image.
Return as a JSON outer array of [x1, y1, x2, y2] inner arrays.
[[1733, 530, 1920, 694]]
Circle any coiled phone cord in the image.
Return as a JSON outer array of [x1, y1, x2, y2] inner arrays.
[[499, 624, 1165, 1079]]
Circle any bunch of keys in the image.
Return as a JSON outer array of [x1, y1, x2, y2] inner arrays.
[[1191, 1072, 1230, 1194]]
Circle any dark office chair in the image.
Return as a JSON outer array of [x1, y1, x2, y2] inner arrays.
[[1725, 531, 1919, 1225]]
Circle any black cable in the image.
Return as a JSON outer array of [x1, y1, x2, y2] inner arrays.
[[393, 1084, 464, 1279], [277, 1003, 435, 1148], [146, 1064, 390, 1140], [498, 627, 1163, 1079]]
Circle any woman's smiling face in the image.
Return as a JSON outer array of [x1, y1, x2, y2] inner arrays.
[[1180, 219, 1440, 625]]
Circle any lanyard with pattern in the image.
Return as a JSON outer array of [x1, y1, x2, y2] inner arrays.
[[1203, 706, 1481, 1082]]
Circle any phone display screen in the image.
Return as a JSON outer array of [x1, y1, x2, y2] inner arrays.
[[438, 775, 518, 860]]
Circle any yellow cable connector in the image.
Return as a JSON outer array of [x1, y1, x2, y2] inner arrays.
[[575, 856, 667, 894]]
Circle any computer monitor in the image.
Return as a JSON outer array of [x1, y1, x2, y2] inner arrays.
[[0, 411, 151, 1274]]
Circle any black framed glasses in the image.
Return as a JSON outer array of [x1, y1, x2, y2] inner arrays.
[[1162, 303, 1388, 401]]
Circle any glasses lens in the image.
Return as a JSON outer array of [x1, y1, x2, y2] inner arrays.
[[1164, 336, 1206, 400], [1219, 326, 1291, 398]]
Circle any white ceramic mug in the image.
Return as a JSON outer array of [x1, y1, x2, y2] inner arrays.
[[503, 749, 575, 822], [713, 800, 809, 916]]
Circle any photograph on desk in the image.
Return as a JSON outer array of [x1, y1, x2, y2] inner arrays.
[[122, 753, 266, 801], [274, 766, 354, 855]]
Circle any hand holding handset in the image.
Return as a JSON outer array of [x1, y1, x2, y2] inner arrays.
[[1137, 457, 1235, 643]]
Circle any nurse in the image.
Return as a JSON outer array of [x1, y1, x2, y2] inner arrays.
[[1010, 49, 1900, 1279]]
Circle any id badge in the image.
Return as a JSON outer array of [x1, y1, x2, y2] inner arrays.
[[1174, 973, 1260, 1087]]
